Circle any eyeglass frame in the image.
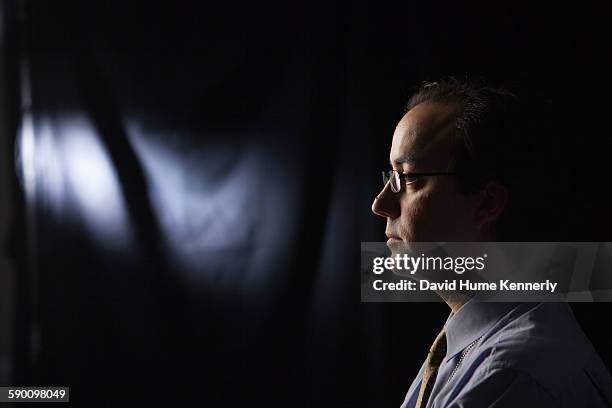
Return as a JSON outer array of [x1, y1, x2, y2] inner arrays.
[[381, 170, 456, 193]]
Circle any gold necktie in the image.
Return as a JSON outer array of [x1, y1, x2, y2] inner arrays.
[[415, 329, 447, 408]]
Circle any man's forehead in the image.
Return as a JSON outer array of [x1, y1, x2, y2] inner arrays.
[[390, 103, 460, 166]]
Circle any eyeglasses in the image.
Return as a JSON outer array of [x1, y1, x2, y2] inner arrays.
[[381, 170, 456, 193]]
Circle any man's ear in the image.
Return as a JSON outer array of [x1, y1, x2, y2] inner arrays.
[[474, 181, 508, 232]]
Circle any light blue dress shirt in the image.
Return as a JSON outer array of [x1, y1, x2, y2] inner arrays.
[[400, 300, 612, 407]]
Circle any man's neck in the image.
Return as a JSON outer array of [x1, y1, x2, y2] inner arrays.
[[438, 291, 471, 313]]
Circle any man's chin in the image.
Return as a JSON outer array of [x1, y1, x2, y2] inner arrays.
[[386, 239, 414, 256]]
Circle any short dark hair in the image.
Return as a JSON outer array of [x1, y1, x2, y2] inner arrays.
[[405, 77, 562, 240]]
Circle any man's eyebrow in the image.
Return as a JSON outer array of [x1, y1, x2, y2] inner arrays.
[[390, 155, 419, 167]]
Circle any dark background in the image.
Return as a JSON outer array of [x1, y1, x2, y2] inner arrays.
[[1, 0, 611, 406]]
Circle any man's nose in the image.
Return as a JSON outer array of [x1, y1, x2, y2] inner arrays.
[[371, 181, 400, 219]]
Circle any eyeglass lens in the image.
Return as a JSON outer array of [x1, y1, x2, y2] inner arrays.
[[381, 170, 401, 193]]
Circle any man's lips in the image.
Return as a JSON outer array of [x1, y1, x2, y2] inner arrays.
[[385, 233, 401, 241]]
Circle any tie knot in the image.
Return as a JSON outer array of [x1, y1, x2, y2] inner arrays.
[[416, 329, 448, 408], [427, 329, 447, 367]]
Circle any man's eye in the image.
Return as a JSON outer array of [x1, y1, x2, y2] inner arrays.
[[403, 174, 419, 184]]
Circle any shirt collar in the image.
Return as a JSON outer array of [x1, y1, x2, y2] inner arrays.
[[443, 298, 520, 362]]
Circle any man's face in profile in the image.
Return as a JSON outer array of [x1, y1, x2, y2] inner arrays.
[[372, 103, 484, 244]]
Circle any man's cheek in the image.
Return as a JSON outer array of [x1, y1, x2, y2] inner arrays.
[[400, 195, 422, 222], [400, 196, 428, 239]]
